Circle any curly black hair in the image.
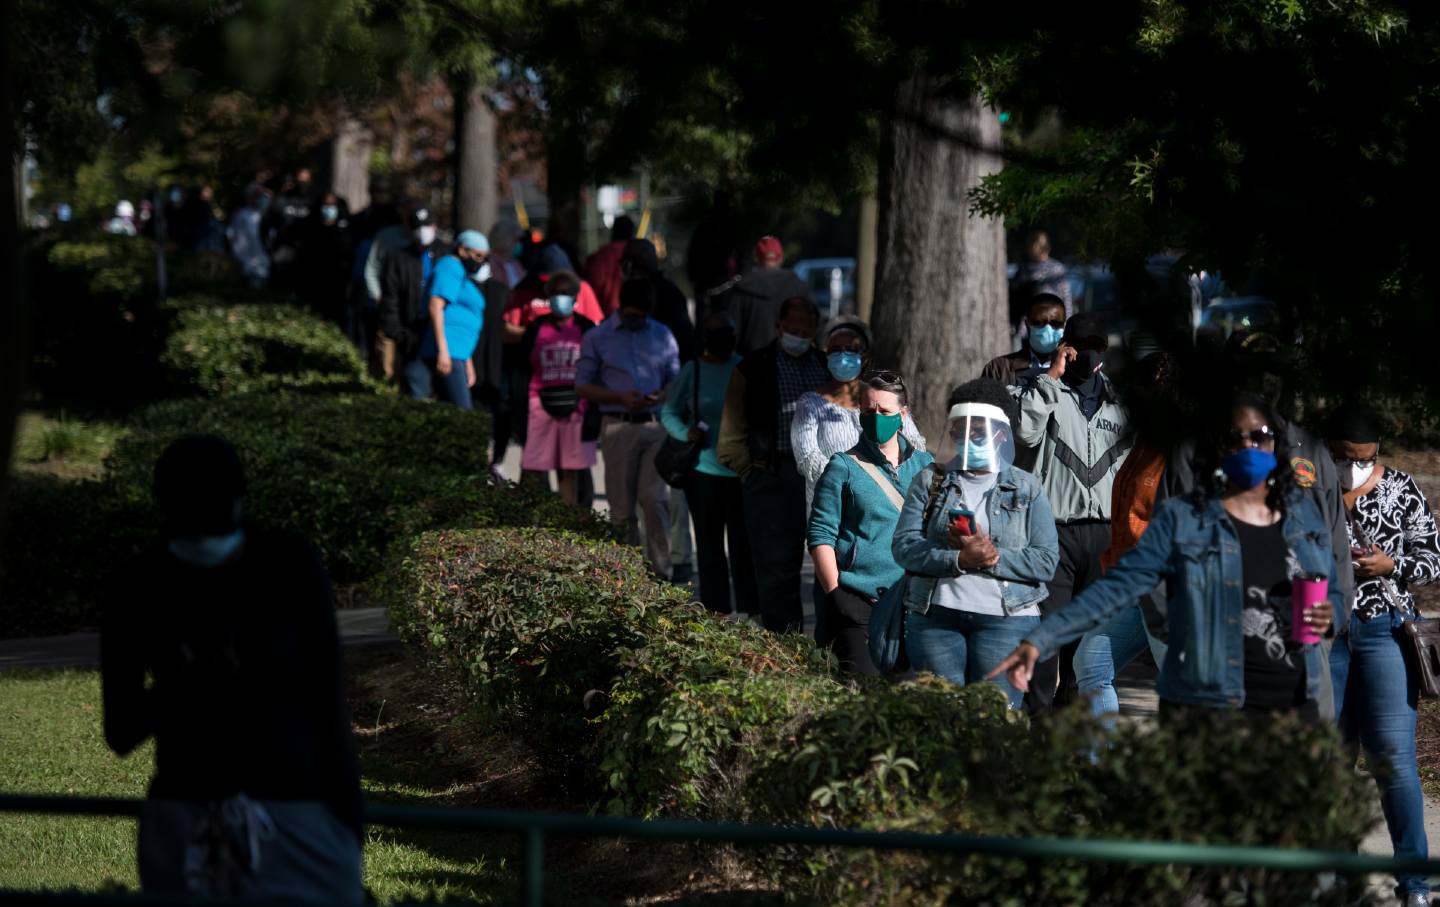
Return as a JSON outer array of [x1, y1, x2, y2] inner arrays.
[[1190, 392, 1297, 515], [946, 377, 1020, 428]]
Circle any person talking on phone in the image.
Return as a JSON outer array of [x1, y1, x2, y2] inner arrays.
[[990, 393, 1340, 722], [1324, 403, 1439, 907], [1015, 311, 1131, 714], [661, 312, 757, 615], [890, 379, 1059, 706], [576, 278, 682, 579]]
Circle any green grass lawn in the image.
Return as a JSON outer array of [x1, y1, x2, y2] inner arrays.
[[0, 668, 511, 903]]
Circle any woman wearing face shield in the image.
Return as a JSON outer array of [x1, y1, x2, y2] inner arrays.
[[1325, 403, 1439, 907], [890, 379, 1060, 706]]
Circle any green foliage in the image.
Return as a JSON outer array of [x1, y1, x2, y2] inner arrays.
[[0, 475, 151, 638], [159, 297, 368, 397], [14, 414, 126, 468], [391, 527, 1378, 904], [106, 392, 615, 583], [45, 238, 153, 310]]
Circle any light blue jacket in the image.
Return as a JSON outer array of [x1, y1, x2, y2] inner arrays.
[[1024, 493, 1345, 709], [892, 464, 1059, 615]]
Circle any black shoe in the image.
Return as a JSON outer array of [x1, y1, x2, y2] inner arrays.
[[670, 564, 695, 585]]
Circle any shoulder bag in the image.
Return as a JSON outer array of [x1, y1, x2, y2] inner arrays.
[[869, 466, 946, 674], [653, 363, 703, 489]]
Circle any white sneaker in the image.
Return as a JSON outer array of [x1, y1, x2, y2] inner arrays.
[[488, 464, 507, 485]]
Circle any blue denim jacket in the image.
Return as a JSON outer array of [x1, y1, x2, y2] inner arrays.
[[892, 464, 1060, 615], [1025, 493, 1347, 709]]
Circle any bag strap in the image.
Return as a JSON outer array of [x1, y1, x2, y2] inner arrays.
[[692, 359, 702, 427], [847, 454, 906, 513], [919, 467, 947, 526]]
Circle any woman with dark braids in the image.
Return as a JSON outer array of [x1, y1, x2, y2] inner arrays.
[[991, 393, 1342, 720]]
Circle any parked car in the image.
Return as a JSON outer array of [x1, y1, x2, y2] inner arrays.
[[1199, 295, 1279, 337], [794, 257, 857, 320]]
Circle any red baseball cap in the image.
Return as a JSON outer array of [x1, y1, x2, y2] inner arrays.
[[754, 236, 783, 264]]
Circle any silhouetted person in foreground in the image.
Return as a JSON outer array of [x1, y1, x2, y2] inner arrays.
[[102, 436, 363, 903]]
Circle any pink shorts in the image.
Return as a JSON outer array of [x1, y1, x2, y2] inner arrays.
[[521, 394, 597, 471]]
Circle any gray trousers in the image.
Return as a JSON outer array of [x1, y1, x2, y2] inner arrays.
[[600, 418, 673, 577], [138, 797, 362, 905]]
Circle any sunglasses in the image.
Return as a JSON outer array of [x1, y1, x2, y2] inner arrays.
[[1028, 318, 1066, 330], [1225, 426, 1276, 449], [1331, 455, 1378, 469]]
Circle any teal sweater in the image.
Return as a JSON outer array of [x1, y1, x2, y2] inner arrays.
[[807, 437, 935, 600], [661, 356, 741, 477]]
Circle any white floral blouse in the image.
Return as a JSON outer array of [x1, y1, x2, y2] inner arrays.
[[1346, 467, 1440, 621]]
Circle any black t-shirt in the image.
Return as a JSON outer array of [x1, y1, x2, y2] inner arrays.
[[1233, 519, 1306, 711]]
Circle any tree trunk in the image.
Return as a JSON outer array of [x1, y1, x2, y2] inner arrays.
[[330, 115, 373, 214], [452, 72, 498, 233], [1, 0, 24, 527], [856, 194, 878, 322], [872, 79, 1006, 451], [545, 115, 585, 262]]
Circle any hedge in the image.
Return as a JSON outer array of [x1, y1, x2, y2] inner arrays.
[[389, 527, 1378, 905], [159, 296, 367, 397], [1, 392, 614, 638]]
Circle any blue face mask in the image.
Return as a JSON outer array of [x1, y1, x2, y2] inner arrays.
[[779, 333, 812, 357], [1029, 324, 1063, 356], [965, 440, 993, 470], [827, 351, 863, 382], [168, 529, 245, 568], [550, 295, 576, 318], [1220, 448, 1277, 490], [321, 204, 339, 222]]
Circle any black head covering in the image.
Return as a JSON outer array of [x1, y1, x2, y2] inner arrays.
[[154, 435, 246, 536], [1325, 403, 1383, 444]]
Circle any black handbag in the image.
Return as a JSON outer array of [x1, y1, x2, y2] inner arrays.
[[1402, 618, 1440, 699], [537, 385, 580, 419], [652, 364, 703, 489]]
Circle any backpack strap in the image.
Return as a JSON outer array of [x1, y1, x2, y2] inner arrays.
[[847, 454, 906, 514]]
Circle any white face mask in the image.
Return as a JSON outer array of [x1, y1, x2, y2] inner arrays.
[[469, 262, 492, 284], [414, 225, 437, 247], [1340, 462, 1376, 491]]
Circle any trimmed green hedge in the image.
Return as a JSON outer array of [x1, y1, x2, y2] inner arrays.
[[159, 297, 368, 397], [1, 392, 614, 638], [389, 527, 1377, 905]]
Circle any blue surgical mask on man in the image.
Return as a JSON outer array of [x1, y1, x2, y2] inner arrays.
[[779, 333, 812, 357], [169, 529, 245, 568], [1029, 324, 1063, 356], [964, 440, 992, 470], [827, 351, 862, 382], [321, 204, 339, 223]]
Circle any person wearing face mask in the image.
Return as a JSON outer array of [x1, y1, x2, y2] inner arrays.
[[1015, 311, 1131, 714], [366, 204, 433, 381], [576, 279, 682, 578], [380, 209, 454, 399], [992, 393, 1341, 724], [297, 191, 352, 328], [1324, 403, 1438, 907], [982, 293, 1067, 389], [1161, 330, 1355, 720], [718, 296, 830, 632], [808, 371, 935, 673], [890, 379, 1058, 702], [102, 436, 363, 903], [791, 317, 926, 515], [518, 271, 599, 504], [226, 186, 272, 289], [661, 312, 758, 616], [415, 230, 491, 410]]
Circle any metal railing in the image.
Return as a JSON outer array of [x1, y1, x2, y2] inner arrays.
[[2, 794, 1436, 906]]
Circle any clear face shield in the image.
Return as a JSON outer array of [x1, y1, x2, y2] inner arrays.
[[947, 403, 1015, 473]]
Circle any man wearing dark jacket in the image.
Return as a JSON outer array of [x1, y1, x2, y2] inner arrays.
[[378, 210, 451, 398], [717, 296, 828, 632], [622, 238, 696, 364], [721, 236, 811, 356]]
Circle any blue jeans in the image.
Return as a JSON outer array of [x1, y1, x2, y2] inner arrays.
[[906, 607, 1039, 708], [1074, 605, 1169, 717], [404, 357, 473, 410], [1331, 610, 1428, 899]]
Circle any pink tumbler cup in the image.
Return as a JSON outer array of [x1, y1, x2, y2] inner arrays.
[[1291, 574, 1327, 644]]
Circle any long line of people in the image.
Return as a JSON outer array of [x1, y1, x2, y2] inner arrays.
[[196, 183, 1439, 903]]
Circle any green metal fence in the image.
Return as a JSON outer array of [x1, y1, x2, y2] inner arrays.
[[2, 793, 1436, 905]]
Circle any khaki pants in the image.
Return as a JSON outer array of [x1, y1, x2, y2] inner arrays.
[[599, 418, 672, 578], [372, 331, 396, 381]]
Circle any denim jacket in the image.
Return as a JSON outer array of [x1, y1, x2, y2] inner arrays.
[[1025, 493, 1346, 709], [892, 464, 1060, 615]]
